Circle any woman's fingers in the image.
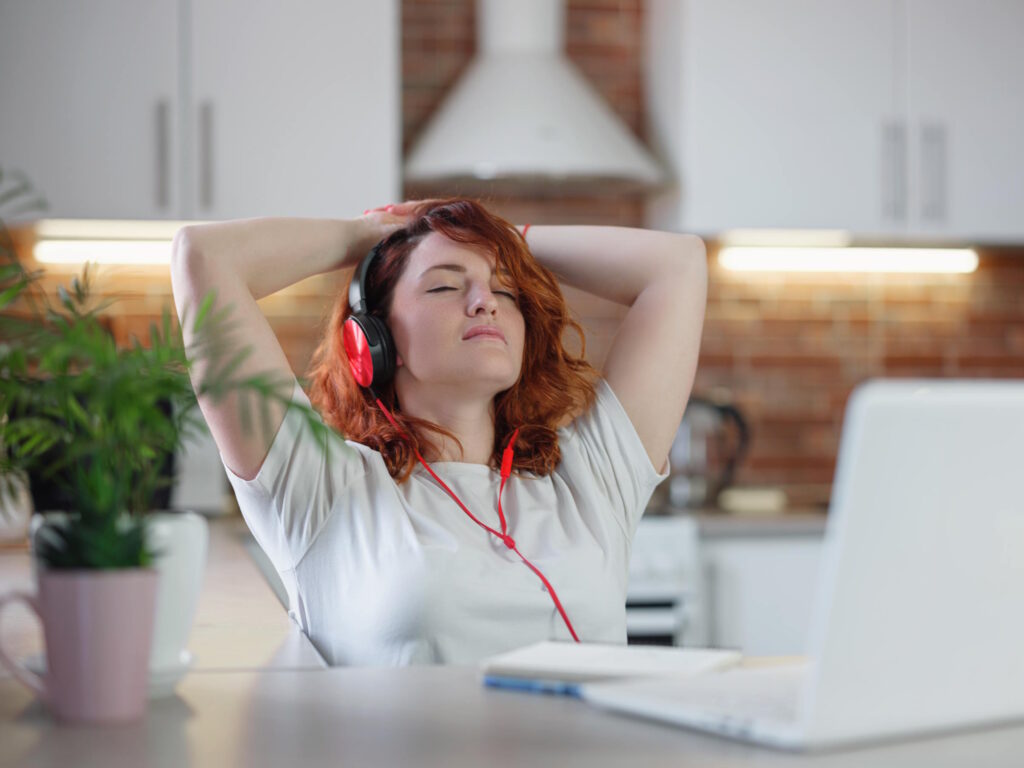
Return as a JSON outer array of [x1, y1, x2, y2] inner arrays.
[[363, 198, 446, 216]]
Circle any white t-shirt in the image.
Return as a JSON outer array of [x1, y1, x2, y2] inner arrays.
[[220, 377, 670, 667]]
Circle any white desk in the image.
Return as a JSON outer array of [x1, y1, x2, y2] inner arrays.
[[2, 518, 1024, 766], [3, 664, 1024, 767]]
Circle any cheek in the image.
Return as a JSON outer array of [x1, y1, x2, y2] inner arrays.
[[512, 315, 527, 354], [389, 304, 451, 358]]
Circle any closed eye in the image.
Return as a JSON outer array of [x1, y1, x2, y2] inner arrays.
[[427, 286, 517, 299]]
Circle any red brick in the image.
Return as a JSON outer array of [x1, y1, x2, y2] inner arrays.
[[747, 354, 843, 373], [954, 356, 1024, 376]]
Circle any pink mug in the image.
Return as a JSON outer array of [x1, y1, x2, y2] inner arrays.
[[0, 568, 158, 724]]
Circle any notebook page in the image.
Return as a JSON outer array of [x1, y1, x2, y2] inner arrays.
[[479, 641, 742, 683]]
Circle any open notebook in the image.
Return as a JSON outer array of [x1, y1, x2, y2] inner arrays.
[[479, 641, 741, 696]]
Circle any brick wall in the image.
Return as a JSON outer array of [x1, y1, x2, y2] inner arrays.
[[701, 246, 1024, 509]]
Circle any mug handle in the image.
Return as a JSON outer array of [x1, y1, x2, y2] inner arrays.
[[0, 590, 49, 700]]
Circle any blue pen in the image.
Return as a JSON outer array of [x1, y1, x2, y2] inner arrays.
[[482, 675, 583, 698]]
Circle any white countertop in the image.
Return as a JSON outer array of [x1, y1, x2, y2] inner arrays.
[[646, 510, 829, 538]]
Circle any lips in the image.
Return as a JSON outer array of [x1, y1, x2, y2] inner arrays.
[[463, 325, 506, 343]]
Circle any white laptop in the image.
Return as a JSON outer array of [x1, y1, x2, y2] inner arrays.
[[580, 379, 1024, 751]]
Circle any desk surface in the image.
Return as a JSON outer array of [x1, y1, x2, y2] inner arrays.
[[3, 518, 1024, 766], [3, 664, 1024, 768]]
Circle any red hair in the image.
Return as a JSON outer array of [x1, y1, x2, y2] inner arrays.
[[306, 198, 599, 483]]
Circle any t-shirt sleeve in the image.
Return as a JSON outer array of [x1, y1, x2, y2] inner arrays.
[[219, 378, 367, 574], [559, 377, 671, 539]]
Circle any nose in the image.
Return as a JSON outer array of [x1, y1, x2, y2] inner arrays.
[[467, 285, 499, 316]]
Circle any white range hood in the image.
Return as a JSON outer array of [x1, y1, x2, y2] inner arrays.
[[404, 0, 667, 196]]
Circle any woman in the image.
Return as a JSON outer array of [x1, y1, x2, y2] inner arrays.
[[170, 198, 707, 666]]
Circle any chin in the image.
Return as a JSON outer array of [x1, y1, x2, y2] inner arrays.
[[451, 366, 520, 392]]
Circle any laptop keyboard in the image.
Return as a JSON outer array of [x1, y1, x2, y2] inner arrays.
[[675, 665, 805, 721], [589, 663, 807, 724]]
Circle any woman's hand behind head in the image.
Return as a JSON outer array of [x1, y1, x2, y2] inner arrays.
[[357, 207, 407, 241], [363, 199, 447, 227]]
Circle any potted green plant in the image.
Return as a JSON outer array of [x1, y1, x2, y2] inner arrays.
[[0, 168, 339, 722]]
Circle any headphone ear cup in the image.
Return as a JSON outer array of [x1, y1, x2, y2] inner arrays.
[[362, 314, 396, 386], [342, 314, 396, 389]]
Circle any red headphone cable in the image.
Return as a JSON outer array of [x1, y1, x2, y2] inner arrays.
[[372, 396, 580, 643]]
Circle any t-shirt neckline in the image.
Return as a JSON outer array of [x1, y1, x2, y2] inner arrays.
[[414, 461, 498, 475]]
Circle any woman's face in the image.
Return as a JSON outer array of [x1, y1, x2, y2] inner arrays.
[[387, 232, 525, 396]]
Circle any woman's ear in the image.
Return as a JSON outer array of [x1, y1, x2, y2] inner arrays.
[[396, 353, 404, 367]]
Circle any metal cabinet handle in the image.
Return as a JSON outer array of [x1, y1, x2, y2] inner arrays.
[[882, 121, 894, 220], [199, 100, 213, 211], [894, 120, 907, 221], [881, 120, 907, 222], [155, 100, 170, 209], [921, 122, 947, 222]]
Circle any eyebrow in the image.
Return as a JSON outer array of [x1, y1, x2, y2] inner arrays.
[[418, 263, 512, 279]]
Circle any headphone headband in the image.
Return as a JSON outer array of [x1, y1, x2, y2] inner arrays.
[[349, 241, 383, 315]]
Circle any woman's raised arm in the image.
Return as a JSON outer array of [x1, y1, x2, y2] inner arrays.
[[169, 214, 401, 480], [523, 225, 708, 474]]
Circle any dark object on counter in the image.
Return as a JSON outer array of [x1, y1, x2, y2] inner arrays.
[[658, 395, 750, 510]]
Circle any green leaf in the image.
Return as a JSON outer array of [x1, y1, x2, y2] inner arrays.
[[64, 393, 93, 431], [0, 262, 25, 280], [0, 279, 26, 310], [192, 290, 216, 333]]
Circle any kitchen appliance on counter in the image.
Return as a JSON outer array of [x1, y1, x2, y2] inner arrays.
[[651, 393, 750, 513], [626, 516, 709, 647]]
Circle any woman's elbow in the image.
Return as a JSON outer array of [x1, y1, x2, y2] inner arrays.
[[172, 226, 201, 262]]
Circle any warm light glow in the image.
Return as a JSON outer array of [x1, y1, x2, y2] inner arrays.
[[35, 239, 174, 265], [30, 219, 203, 265], [33, 219, 197, 239], [720, 229, 853, 247], [718, 247, 979, 274]]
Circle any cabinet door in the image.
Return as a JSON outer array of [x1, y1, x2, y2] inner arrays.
[[189, 0, 400, 220], [648, 0, 902, 236], [0, 0, 179, 222], [703, 535, 823, 655], [905, 0, 1024, 243]]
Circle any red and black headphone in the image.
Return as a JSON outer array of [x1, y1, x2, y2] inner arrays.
[[342, 242, 395, 395], [340, 239, 581, 643]]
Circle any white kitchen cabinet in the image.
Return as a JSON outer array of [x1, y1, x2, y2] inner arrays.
[[703, 534, 823, 655], [645, 0, 1024, 244], [188, 0, 399, 220], [0, 0, 400, 223], [646, 0, 900, 238], [0, 1, 180, 221], [904, 0, 1024, 243]]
